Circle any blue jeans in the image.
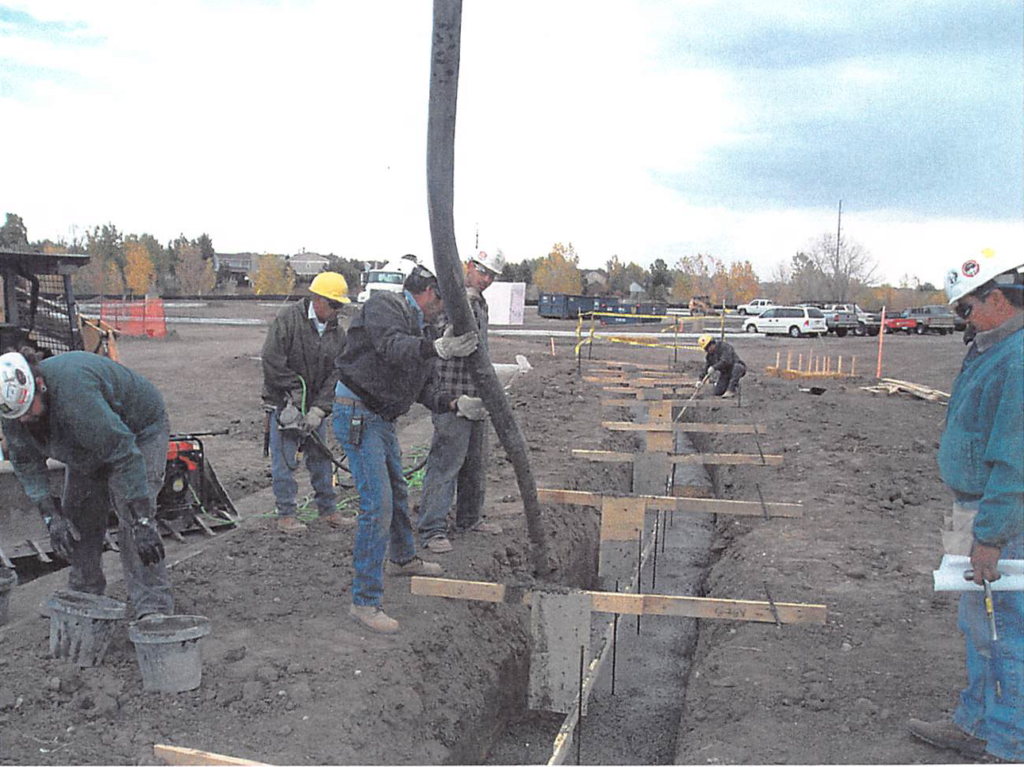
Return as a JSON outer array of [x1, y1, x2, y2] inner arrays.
[[953, 535, 1024, 761], [332, 402, 417, 607], [269, 410, 337, 517], [418, 412, 487, 544]]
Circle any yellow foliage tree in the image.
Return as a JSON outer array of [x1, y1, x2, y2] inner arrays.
[[251, 254, 295, 296], [533, 243, 582, 294], [124, 241, 155, 296], [725, 260, 760, 304], [176, 243, 217, 295]]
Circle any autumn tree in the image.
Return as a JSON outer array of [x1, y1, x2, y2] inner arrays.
[[0, 213, 29, 250], [86, 224, 127, 289], [724, 261, 760, 304], [804, 232, 878, 302], [605, 256, 647, 296], [647, 258, 673, 301], [251, 254, 295, 296], [672, 253, 723, 301], [177, 242, 217, 295], [533, 243, 582, 294], [124, 241, 156, 296]]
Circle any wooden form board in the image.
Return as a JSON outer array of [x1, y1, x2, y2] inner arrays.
[[537, 488, 803, 518], [602, 421, 764, 434], [595, 361, 674, 371], [154, 745, 268, 766], [573, 449, 783, 467], [602, 397, 735, 407], [410, 577, 827, 626], [587, 377, 698, 387]]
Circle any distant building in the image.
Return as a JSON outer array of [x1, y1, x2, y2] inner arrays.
[[629, 281, 647, 300], [213, 253, 256, 287], [286, 252, 331, 283]]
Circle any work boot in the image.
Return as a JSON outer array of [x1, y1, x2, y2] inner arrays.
[[721, 390, 736, 399], [387, 557, 443, 577], [349, 604, 399, 634], [908, 718, 988, 759], [424, 536, 454, 554], [464, 519, 503, 535], [321, 512, 349, 528], [277, 516, 308, 534]]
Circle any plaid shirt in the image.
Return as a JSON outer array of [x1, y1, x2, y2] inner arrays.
[[436, 290, 489, 398]]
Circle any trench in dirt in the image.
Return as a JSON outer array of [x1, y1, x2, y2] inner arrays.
[[480, 412, 721, 765]]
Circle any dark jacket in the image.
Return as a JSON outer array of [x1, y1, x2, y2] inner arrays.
[[706, 340, 743, 372], [336, 291, 447, 421], [1, 352, 166, 505], [262, 298, 346, 413]]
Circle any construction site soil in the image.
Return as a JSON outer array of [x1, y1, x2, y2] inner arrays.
[[0, 301, 981, 765]]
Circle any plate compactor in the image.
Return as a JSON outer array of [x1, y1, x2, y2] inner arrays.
[[0, 249, 238, 571]]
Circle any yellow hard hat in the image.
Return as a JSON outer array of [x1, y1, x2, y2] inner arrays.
[[309, 272, 350, 304], [697, 334, 715, 351]]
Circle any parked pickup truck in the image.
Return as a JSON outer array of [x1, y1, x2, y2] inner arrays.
[[882, 313, 918, 334], [820, 304, 860, 337], [737, 298, 776, 316], [902, 305, 957, 335]]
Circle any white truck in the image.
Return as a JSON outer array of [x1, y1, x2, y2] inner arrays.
[[737, 298, 776, 316], [356, 254, 420, 303]]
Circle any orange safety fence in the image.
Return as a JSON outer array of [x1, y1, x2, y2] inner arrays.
[[99, 298, 167, 338]]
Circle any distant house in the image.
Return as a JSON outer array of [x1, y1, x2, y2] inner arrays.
[[629, 281, 647, 300], [583, 270, 608, 294], [213, 252, 257, 287], [287, 252, 331, 283]]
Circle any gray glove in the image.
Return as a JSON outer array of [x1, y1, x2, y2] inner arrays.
[[434, 326, 479, 360], [277, 401, 303, 432], [301, 406, 326, 434], [455, 395, 487, 421]]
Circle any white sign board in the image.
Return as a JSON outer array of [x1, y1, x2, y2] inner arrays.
[[487, 282, 525, 325]]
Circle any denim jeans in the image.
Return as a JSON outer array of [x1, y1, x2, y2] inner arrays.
[[269, 409, 337, 517], [417, 411, 487, 544], [952, 535, 1024, 761], [332, 401, 417, 607], [63, 417, 174, 620]]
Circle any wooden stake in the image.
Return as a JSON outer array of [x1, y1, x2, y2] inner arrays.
[[838, 356, 843, 374], [786, 350, 793, 371], [551, 337, 556, 356], [775, 351, 780, 369], [852, 356, 857, 376], [798, 353, 803, 371], [153, 746, 267, 766]]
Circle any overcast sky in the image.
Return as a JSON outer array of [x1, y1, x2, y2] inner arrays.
[[2, 1, 1021, 286]]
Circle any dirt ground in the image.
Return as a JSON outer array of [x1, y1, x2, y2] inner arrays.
[[0, 301, 982, 765]]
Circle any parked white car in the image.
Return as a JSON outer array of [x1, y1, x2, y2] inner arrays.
[[743, 306, 827, 337], [737, 298, 776, 316]]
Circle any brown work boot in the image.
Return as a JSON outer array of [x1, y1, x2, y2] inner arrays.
[[277, 516, 308, 534], [424, 536, 454, 554], [349, 604, 399, 634], [386, 557, 443, 577], [908, 718, 987, 759], [320, 512, 349, 528]]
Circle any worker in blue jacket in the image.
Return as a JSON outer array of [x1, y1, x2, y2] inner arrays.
[[0, 349, 173, 619], [909, 249, 1024, 763]]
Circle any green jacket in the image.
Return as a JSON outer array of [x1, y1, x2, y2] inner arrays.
[[1, 352, 167, 505], [261, 298, 346, 413]]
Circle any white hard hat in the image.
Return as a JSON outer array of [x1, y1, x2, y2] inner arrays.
[[0, 352, 35, 419], [945, 248, 1024, 304], [472, 249, 506, 276]]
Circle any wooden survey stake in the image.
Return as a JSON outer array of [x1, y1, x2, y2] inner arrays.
[[154, 745, 268, 766], [537, 488, 803, 518]]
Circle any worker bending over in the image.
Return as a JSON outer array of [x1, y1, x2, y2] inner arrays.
[[698, 334, 746, 398], [0, 350, 173, 620], [262, 272, 349, 534], [333, 262, 480, 633], [418, 250, 505, 554], [909, 249, 1024, 763]]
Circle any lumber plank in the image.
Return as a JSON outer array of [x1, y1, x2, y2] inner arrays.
[[153, 745, 268, 766], [572, 449, 783, 466], [596, 361, 673, 370], [602, 397, 734, 407], [602, 421, 764, 434], [536, 488, 803, 518], [408, 577, 827, 625], [600, 496, 646, 541]]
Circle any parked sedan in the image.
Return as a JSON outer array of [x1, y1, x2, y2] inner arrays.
[[743, 306, 828, 337]]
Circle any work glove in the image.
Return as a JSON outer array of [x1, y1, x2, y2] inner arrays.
[[39, 498, 80, 561], [455, 395, 487, 421], [128, 499, 165, 566], [434, 326, 479, 360], [300, 406, 327, 435], [277, 401, 303, 433]]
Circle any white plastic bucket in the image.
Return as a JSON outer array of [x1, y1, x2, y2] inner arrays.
[[129, 615, 211, 693], [48, 589, 127, 667]]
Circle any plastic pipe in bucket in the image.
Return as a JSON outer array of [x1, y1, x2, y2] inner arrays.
[[129, 615, 211, 693]]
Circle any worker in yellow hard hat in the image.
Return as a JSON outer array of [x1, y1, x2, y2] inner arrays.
[[261, 271, 350, 533], [698, 333, 746, 399]]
